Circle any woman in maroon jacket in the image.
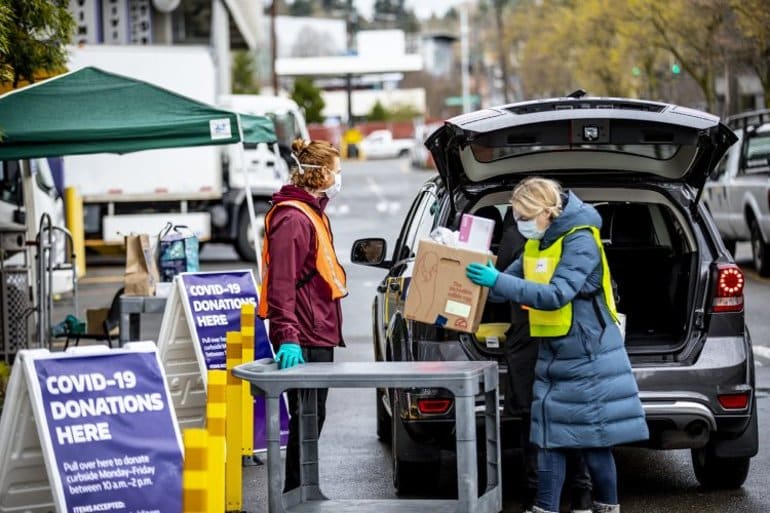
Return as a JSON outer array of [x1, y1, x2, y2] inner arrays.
[[259, 138, 347, 492]]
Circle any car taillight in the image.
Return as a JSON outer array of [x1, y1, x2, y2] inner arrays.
[[718, 392, 750, 410], [711, 264, 744, 313], [416, 398, 453, 415]]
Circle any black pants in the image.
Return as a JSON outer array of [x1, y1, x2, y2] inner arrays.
[[284, 346, 334, 492]]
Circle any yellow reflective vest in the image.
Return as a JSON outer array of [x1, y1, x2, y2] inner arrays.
[[522, 226, 618, 337]]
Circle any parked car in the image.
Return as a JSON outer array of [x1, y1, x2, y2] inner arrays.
[[352, 97, 757, 494], [410, 123, 441, 169], [703, 109, 770, 275], [360, 129, 415, 159]]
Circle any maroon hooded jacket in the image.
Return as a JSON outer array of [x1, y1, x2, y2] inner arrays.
[[263, 184, 345, 349]]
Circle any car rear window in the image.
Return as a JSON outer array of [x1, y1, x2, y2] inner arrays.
[[745, 133, 770, 173], [470, 141, 681, 163]]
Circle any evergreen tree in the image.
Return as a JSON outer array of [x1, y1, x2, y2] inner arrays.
[[367, 100, 388, 121], [289, 0, 315, 17], [232, 51, 260, 94], [291, 77, 326, 123]]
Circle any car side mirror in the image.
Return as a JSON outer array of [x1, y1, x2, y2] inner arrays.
[[351, 238, 388, 267]]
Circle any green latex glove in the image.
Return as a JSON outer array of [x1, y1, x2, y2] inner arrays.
[[275, 343, 305, 369], [466, 260, 500, 288]]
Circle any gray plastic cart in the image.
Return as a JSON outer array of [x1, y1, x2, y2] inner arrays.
[[232, 359, 502, 513]]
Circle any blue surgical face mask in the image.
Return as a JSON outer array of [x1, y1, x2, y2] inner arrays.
[[517, 219, 546, 240]]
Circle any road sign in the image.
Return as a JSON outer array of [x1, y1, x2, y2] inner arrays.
[[445, 94, 481, 107], [156, 271, 288, 451], [0, 343, 183, 513]]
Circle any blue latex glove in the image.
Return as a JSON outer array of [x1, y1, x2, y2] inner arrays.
[[275, 343, 305, 369], [466, 260, 500, 288]]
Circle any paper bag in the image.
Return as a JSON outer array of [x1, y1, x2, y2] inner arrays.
[[124, 233, 159, 296], [158, 224, 200, 282]]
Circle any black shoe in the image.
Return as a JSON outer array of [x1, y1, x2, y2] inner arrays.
[[571, 487, 592, 512], [523, 487, 537, 512]]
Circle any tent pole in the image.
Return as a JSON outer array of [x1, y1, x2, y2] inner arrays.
[[235, 115, 263, 284]]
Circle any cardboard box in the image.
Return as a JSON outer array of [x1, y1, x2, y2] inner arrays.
[[404, 239, 496, 333], [457, 213, 495, 252], [86, 308, 110, 335]]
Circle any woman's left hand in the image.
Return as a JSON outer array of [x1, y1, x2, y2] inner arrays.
[[466, 260, 499, 288]]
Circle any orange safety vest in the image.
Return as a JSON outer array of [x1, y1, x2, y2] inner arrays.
[[258, 200, 347, 318]]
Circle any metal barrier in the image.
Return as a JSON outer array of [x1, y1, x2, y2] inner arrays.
[[232, 359, 502, 513]]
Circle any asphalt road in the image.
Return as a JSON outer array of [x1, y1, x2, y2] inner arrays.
[[61, 157, 770, 512]]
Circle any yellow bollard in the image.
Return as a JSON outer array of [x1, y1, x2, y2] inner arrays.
[[225, 331, 243, 511], [240, 304, 255, 458], [207, 370, 227, 513], [64, 186, 86, 277], [183, 429, 209, 513]]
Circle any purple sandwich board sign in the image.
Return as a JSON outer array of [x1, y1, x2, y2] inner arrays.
[[23, 343, 183, 513], [178, 270, 289, 450]]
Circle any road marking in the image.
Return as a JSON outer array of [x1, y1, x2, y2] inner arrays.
[[366, 177, 386, 200], [753, 345, 770, 361], [326, 204, 350, 217]]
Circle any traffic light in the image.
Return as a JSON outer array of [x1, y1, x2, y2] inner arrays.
[[632, 66, 641, 77], [671, 63, 681, 75]]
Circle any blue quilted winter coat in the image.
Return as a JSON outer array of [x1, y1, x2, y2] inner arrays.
[[489, 191, 649, 449]]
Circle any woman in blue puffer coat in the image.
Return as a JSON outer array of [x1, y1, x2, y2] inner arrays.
[[466, 177, 648, 513]]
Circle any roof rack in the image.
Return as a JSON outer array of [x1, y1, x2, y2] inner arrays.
[[725, 109, 770, 130]]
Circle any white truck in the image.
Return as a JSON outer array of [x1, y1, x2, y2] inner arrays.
[[217, 94, 310, 260], [359, 129, 415, 159], [704, 109, 770, 276], [63, 45, 298, 261]]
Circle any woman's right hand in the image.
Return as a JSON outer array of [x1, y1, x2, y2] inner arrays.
[[275, 343, 305, 369]]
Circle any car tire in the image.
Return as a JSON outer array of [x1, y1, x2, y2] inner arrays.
[[391, 396, 440, 494], [393, 456, 440, 495], [691, 445, 750, 489], [376, 389, 391, 443], [235, 201, 270, 262], [750, 219, 770, 276], [398, 149, 409, 158]]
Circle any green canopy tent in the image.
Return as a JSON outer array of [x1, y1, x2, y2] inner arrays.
[[0, 65, 277, 156], [0, 67, 276, 343]]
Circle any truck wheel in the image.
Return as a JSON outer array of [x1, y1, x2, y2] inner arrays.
[[235, 201, 270, 262], [691, 445, 750, 489], [398, 149, 409, 158], [749, 219, 770, 276]]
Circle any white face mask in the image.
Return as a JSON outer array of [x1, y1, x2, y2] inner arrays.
[[517, 219, 546, 240], [323, 172, 342, 200]]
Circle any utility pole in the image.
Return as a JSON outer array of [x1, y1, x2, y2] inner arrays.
[[460, 4, 471, 113], [494, 0, 510, 103], [211, 0, 231, 95], [271, 1, 279, 95]]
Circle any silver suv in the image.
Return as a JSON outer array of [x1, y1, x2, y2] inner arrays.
[[352, 97, 758, 493]]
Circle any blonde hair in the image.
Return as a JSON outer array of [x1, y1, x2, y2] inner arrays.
[[289, 138, 340, 190], [511, 177, 563, 220]]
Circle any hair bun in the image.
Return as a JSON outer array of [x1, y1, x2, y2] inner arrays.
[[291, 138, 310, 155]]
